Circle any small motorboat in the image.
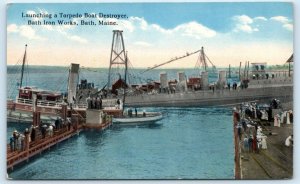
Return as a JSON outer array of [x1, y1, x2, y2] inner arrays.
[[113, 111, 163, 126]]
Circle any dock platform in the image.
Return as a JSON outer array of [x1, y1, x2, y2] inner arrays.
[[7, 118, 112, 171], [7, 125, 82, 170], [233, 103, 293, 179], [239, 123, 293, 179]]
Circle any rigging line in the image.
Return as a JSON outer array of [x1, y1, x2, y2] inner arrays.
[[54, 72, 69, 93], [141, 49, 201, 74], [7, 60, 23, 75], [7, 62, 24, 97], [7, 55, 29, 99], [204, 53, 216, 69], [25, 59, 30, 87], [126, 58, 154, 84], [9, 55, 23, 67]]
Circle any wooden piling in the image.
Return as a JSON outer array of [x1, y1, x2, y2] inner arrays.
[[233, 110, 241, 179]]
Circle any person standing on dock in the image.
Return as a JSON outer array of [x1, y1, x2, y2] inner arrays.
[[261, 136, 267, 149], [24, 128, 30, 150], [248, 136, 253, 152], [17, 134, 22, 151], [241, 120, 247, 132], [135, 108, 137, 117], [243, 136, 249, 152], [274, 114, 279, 127], [55, 117, 59, 130], [20, 134, 25, 151], [252, 128, 258, 153], [99, 97, 102, 109], [117, 99, 120, 109], [285, 135, 293, 147], [92, 97, 96, 109], [237, 124, 242, 141], [67, 119, 71, 131], [87, 96, 91, 109], [9, 136, 14, 152], [41, 124, 47, 139], [96, 97, 100, 109], [13, 130, 18, 151], [48, 125, 54, 137]]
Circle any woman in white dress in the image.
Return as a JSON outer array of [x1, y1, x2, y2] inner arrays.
[[274, 114, 279, 127], [286, 111, 291, 124], [261, 136, 267, 149], [277, 114, 281, 127]]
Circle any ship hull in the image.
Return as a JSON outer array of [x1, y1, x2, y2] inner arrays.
[[124, 85, 293, 107]]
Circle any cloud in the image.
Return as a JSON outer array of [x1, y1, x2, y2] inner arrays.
[[105, 16, 216, 39], [129, 17, 148, 31], [254, 16, 267, 21], [7, 24, 46, 40], [133, 41, 153, 47], [68, 35, 88, 44], [270, 16, 289, 24], [7, 22, 87, 43], [283, 23, 293, 31], [233, 15, 253, 24], [23, 9, 87, 43], [7, 24, 18, 33], [270, 16, 293, 31], [232, 15, 258, 33], [19, 25, 46, 40], [173, 21, 216, 38]]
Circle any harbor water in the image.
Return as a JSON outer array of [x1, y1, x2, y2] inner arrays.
[[7, 66, 234, 179]]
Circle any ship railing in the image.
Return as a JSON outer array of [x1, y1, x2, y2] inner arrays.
[[16, 98, 63, 107], [81, 99, 122, 110], [16, 98, 33, 104], [37, 100, 63, 107], [102, 99, 122, 109], [76, 103, 87, 109]]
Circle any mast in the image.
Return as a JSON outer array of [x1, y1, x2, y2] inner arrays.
[[201, 46, 207, 71], [107, 30, 126, 93], [288, 61, 291, 77], [243, 62, 247, 79], [122, 52, 128, 107], [19, 44, 27, 88], [239, 62, 242, 80], [247, 61, 250, 79]]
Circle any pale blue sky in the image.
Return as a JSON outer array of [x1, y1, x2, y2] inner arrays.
[[7, 2, 294, 68]]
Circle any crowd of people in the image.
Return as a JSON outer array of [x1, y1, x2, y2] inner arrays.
[[9, 117, 74, 153], [234, 99, 294, 155], [86, 96, 103, 109]]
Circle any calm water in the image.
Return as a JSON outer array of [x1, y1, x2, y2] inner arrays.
[[7, 66, 234, 179], [8, 107, 233, 179]]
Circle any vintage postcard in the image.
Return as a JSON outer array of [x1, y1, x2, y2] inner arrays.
[[6, 2, 293, 179]]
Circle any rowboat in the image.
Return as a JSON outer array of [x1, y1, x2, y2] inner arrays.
[[113, 111, 163, 126]]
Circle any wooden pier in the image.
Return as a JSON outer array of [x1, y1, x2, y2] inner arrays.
[[233, 109, 241, 179], [7, 125, 81, 170], [7, 108, 113, 171], [233, 103, 293, 179]]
